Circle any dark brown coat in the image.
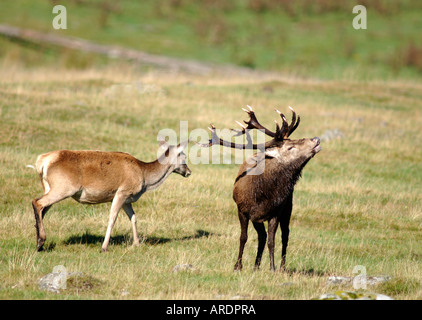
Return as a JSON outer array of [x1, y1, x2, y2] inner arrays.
[[233, 137, 320, 271], [200, 106, 321, 271]]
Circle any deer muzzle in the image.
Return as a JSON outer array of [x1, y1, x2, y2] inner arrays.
[[184, 168, 192, 177], [312, 137, 321, 153]]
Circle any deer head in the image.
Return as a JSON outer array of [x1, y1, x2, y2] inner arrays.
[[158, 139, 191, 177]]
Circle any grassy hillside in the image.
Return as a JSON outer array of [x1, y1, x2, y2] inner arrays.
[[0, 0, 422, 79], [0, 65, 421, 299], [0, 0, 421, 301]]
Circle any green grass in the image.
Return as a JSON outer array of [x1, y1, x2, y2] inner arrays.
[[1, 0, 421, 301], [0, 65, 421, 299], [1, 0, 422, 79]]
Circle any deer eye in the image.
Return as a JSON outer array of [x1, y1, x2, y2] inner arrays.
[[287, 146, 295, 150]]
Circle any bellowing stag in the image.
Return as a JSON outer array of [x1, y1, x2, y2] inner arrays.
[[201, 106, 321, 271]]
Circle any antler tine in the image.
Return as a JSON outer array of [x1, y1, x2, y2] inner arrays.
[[242, 105, 253, 114], [274, 120, 280, 133], [241, 106, 276, 137], [274, 108, 289, 139], [195, 124, 216, 147], [288, 106, 296, 131], [280, 114, 289, 139], [230, 121, 247, 137], [236, 120, 246, 129], [289, 115, 300, 137], [274, 107, 301, 139], [286, 106, 300, 138], [275, 108, 287, 124]]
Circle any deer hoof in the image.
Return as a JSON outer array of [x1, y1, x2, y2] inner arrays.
[[36, 239, 45, 252], [234, 264, 242, 272]]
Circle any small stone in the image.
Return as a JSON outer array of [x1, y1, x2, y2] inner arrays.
[[172, 264, 195, 273], [39, 271, 82, 293], [314, 290, 393, 300], [230, 295, 248, 300], [326, 276, 353, 286], [317, 293, 342, 300], [320, 129, 344, 142], [367, 276, 391, 286], [326, 275, 391, 287], [372, 293, 394, 300], [38, 271, 100, 293]]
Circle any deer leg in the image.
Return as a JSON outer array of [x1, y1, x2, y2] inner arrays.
[[280, 224, 290, 271], [33, 204, 53, 250], [122, 203, 140, 247], [252, 222, 267, 271], [280, 197, 293, 271], [32, 198, 47, 251], [267, 216, 279, 272], [280, 221, 292, 271], [234, 211, 249, 271], [102, 192, 126, 252], [32, 188, 73, 251]]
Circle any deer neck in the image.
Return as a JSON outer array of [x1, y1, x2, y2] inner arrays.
[[264, 157, 310, 193], [143, 159, 175, 191]]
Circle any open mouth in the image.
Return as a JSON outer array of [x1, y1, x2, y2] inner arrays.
[[312, 137, 321, 153]]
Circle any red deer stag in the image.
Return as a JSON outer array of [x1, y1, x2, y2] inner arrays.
[[32, 140, 191, 252], [200, 106, 321, 271]]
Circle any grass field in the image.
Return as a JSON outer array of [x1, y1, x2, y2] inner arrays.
[[0, 64, 421, 299], [1, 0, 422, 79]]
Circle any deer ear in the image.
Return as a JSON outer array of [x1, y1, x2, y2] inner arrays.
[[157, 136, 169, 151], [264, 147, 279, 159], [177, 140, 189, 153]]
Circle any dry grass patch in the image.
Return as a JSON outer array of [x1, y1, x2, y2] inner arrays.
[[0, 66, 421, 299]]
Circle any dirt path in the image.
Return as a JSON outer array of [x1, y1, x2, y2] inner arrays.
[[0, 24, 258, 76]]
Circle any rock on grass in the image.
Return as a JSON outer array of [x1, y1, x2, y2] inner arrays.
[[39, 271, 102, 294], [314, 290, 393, 300]]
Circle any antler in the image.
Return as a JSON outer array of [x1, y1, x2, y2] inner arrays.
[[238, 105, 277, 137], [274, 106, 300, 140], [197, 106, 300, 150], [196, 124, 263, 150]]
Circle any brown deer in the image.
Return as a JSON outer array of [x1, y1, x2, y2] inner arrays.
[[32, 140, 191, 252], [200, 106, 321, 271]]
